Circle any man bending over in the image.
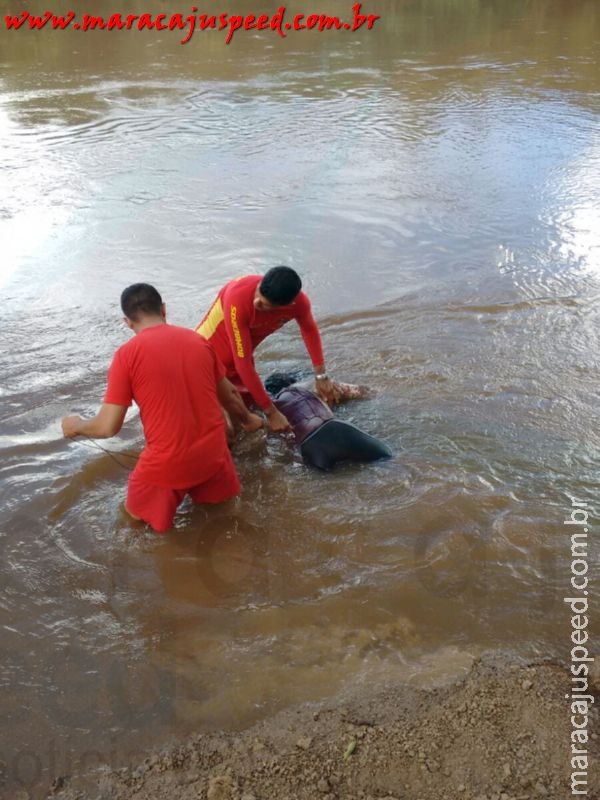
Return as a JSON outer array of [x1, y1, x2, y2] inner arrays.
[[196, 266, 335, 433], [62, 283, 262, 533]]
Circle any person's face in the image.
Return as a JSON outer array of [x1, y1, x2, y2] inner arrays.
[[253, 289, 281, 312]]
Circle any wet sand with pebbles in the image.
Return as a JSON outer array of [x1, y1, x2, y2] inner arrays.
[[50, 652, 600, 800]]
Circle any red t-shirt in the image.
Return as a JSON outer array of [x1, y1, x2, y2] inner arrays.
[[104, 324, 228, 489], [195, 275, 325, 410]]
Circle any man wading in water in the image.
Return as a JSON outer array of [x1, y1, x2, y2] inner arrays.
[[61, 283, 262, 533]]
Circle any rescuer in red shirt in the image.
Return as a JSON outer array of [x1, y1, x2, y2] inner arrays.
[[61, 283, 263, 533], [196, 266, 335, 432]]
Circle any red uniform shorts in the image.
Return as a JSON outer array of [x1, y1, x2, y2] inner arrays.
[[126, 450, 241, 533]]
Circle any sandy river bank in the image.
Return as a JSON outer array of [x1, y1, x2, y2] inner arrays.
[[48, 651, 599, 800]]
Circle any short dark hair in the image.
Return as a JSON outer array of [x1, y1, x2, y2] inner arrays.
[[120, 283, 163, 321], [259, 266, 302, 306]]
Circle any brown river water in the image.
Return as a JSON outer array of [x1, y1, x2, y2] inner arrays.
[[1, 0, 599, 794]]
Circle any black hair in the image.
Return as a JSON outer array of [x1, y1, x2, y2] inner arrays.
[[120, 283, 163, 321], [264, 368, 312, 395], [259, 266, 302, 306]]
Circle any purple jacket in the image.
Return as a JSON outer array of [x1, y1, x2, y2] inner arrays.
[[273, 386, 333, 443]]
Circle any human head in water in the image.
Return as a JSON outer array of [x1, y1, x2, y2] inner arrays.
[[254, 266, 302, 311]]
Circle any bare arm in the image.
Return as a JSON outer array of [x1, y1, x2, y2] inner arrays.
[[62, 403, 128, 439], [217, 378, 264, 432]]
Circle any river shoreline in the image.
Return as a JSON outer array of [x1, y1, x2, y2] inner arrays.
[[49, 651, 600, 800]]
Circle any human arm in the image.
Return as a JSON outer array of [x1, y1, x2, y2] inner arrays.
[[62, 403, 127, 439], [311, 367, 336, 405], [216, 378, 289, 433], [217, 378, 264, 433], [222, 288, 273, 412], [263, 405, 292, 433], [63, 348, 132, 439], [294, 294, 336, 404]]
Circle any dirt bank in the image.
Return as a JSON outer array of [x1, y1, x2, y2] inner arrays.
[[50, 652, 599, 800]]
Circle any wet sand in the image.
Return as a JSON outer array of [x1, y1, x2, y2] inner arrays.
[[49, 651, 600, 800]]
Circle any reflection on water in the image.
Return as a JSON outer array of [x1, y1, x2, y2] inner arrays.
[[1, 0, 600, 794]]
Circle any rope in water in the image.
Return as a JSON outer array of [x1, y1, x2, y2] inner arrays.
[[77, 436, 139, 472]]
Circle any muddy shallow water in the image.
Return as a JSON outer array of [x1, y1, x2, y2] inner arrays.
[[1, 0, 599, 793]]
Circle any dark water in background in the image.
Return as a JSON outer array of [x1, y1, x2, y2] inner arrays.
[[1, 0, 600, 794]]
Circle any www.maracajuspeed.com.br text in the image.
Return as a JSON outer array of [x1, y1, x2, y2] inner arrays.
[[5, 3, 380, 44]]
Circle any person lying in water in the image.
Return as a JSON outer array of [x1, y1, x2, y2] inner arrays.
[[263, 371, 393, 470]]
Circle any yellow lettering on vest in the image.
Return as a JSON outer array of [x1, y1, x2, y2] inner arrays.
[[230, 305, 245, 358]]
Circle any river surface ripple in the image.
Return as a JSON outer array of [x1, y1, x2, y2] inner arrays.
[[1, 0, 599, 793]]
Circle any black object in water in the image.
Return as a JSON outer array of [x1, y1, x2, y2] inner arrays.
[[272, 383, 392, 470], [300, 419, 393, 470]]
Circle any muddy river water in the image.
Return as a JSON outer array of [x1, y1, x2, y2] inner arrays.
[[1, 0, 599, 794]]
